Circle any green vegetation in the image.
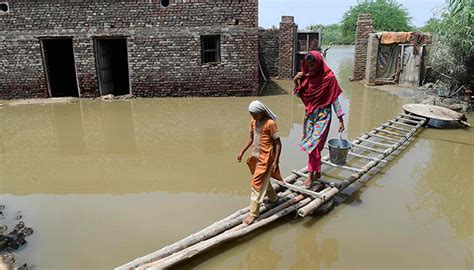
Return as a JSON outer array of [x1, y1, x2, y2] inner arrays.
[[341, 0, 413, 43], [308, 0, 413, 45], [428, 0, 473, 90], [308, 24, 346, 45]]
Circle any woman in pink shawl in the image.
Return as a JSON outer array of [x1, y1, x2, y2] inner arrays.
[[293, 51, 345, 188]]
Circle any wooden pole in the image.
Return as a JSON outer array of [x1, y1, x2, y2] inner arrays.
[[367, 132, 400, 142], [142, 188, 334, 270], [321, 158, 363, 173], [388, 120, 416, 128], [354, 137, 394, 148], [116, 168, 308, 270]]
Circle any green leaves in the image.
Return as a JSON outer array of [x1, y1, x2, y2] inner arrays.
[[340, 0, 413, 43]]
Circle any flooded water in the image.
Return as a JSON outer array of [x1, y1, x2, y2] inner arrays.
[[0, 46, 472, 269]]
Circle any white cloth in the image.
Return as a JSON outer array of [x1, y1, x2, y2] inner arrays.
[[248, 100, 277, 120]]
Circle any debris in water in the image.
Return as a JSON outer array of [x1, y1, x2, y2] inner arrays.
[[0, 206, 33, 269]]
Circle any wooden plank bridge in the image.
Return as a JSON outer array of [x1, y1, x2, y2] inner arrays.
[[117, 112, 427, 270]]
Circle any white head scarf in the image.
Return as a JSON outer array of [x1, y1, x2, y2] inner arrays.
[[248, 100, 277, 120]]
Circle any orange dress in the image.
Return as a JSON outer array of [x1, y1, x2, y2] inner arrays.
[[246, 118, 283, 191]]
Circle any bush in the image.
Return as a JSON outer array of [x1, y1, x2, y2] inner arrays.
[[429, 0, 473, 91]]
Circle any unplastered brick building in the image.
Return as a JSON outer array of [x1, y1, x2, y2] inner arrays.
[[0, 0, 259, 99], [0, 1, 317, 99]]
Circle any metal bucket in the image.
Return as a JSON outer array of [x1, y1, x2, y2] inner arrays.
[[328, 138, 351, 165]]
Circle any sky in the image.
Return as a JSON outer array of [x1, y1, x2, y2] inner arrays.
[[259, 0, 446, 29]]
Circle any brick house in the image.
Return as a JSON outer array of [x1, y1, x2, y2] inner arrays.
[[0, 1, 318, 99], [0, 0, 259, 99]]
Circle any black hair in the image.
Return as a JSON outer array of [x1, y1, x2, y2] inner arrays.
[[304, 53, 316, 62]]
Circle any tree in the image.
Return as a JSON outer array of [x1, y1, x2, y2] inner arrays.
[[341, 0, 413, 44]]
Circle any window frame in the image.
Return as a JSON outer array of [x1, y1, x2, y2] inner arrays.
[[201, 35, 221, 64]]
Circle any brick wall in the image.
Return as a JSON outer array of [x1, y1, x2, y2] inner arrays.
[[365, 33, 379, 85], [352, 13, 373, 81], [278, 16, 296, 79], [0, 0, 258, 99], [258, 29, 279, 78]]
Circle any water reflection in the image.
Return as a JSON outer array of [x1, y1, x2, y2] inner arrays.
[[242, 237, 282, 270], [51, 103, 88, 155], [408, 128, 474, 248], [290, 233, 339, 270], [101, 101, 137, 155], [0, 135, 4, 154]]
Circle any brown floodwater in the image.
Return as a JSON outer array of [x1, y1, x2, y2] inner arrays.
[[0, 46, 472, 269]]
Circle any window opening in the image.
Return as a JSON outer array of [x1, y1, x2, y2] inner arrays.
[[201, 35, 221, 64]]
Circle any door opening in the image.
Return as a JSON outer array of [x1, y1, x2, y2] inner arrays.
[[95, 38, 130, 96], [41, 38, 79, 97]]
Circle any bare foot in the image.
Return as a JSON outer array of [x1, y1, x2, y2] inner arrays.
[[314, 172, 321, 180], [243, 215, 256, 225], [303, 173, 313, 188]]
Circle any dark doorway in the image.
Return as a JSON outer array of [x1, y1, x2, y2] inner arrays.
[[41, 39, 79, 97], [95, 38, 130, 96]]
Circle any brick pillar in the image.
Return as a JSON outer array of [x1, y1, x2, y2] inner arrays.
[[278, 16, 296, 79], [365, 33, 379, 85], [353, 14, 373, 81]]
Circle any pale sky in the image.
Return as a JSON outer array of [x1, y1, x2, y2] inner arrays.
[[259, 0, 446, 29]]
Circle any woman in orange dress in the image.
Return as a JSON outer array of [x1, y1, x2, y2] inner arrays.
[[237, 100, 283, 225]]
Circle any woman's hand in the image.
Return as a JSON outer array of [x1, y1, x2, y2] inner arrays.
[[237, 152, 244, 162], [272, 161, 279, 173], [293, 72, 303, 84], [338, 117, 345, 133]]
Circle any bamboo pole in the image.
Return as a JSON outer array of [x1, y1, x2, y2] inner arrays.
[[398, 113, 426, 120], [116, 168, 308, 270], [367, 132, 400, 142], [354, 137, 394, 148], [381, 123, 411, 132], [395, 116, 423, 124], [297, 118, 425, 217], [375, 127, 405, 137], [321, 158, 363, 173], [144, 188, 333, 269], [351, 143, 386, 154], [347, 151, 388, 163], [292, 170, 347, 189], [323, 146, 388, 163], [121, 116, 427, 269], [388, 120, 416, 128], [271, 179, 323, 199]]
